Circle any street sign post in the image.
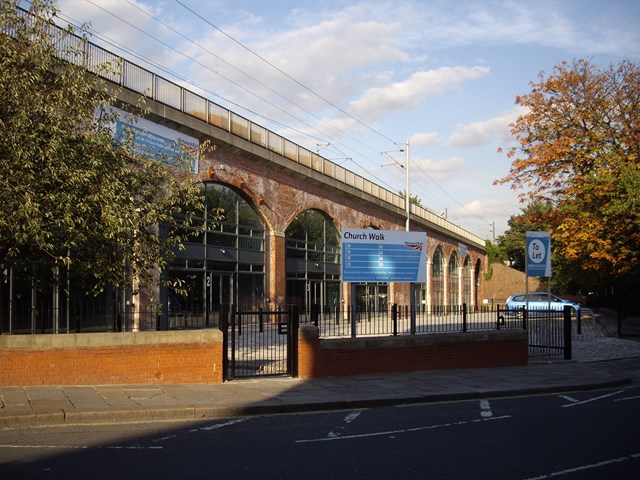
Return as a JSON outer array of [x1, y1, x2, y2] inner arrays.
[[526, 231, 551, 278], [525, 231, 552, 312]]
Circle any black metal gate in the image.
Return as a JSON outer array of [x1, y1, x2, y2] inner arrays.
[[221, 305, 299, 380], [526, 306, 572, 359]]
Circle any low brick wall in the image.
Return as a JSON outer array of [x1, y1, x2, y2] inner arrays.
[[298, 325, 528, 378], [0, 330, 224, 387]]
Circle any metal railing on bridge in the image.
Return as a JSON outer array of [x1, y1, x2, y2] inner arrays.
[[8, 6, 484, 248]]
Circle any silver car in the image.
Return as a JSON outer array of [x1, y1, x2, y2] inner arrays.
[[506, 292, 581, 315]]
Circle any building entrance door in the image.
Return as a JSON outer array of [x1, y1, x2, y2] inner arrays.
[[307, 280, 324, 312], [207, 272, 233, 326]]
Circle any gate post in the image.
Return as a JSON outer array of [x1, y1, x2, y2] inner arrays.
[[462, 303, 468, 332], [391, 303, 398, 336], [230, 304, 237, 380], [288, 304, 299, 377], [563, 305, 572, 360], [219, 304, 230, 382]]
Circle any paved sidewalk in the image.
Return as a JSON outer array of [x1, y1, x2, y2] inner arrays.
[[2, 311, 640, 428]]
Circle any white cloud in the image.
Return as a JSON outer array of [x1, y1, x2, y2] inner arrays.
[[348, 66, 490, 121], [410, 131, 442, 146], [446, 107, 526, 148], [411, 155, 467, 183]]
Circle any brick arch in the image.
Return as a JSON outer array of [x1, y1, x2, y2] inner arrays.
[[283, 205, 338, 233], [201, 179, 273, 232], [361, 222, 384, 229]]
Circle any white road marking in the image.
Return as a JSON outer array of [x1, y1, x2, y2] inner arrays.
[[614, 395, 640, 402], [328, 410, 362, 438], [296, 415, 511, 443], [558, 395, 578, 403], [561, 390, 624, 407], [197, 418, 247, 431], [152, 418, 248, 443], [522, 452, 640, 479], [480, 400, 493, 418]]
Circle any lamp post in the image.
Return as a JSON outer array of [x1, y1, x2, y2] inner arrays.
[[404, 139, 410, 232], [381, 139, 410, 231]]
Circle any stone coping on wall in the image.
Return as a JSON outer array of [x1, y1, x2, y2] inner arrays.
[[298, 325, 527, 350], [0, 329, 223, 349]]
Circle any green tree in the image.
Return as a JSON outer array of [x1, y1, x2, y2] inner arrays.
[[483, 239, 507, 281], [0, 0, 204, 296], [398, 189, 423, 207], [485, 239, 507, 266], [496, 58, 640, 286], [497, 201, 552, 272]]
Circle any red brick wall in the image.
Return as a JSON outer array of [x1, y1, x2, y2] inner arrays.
[[298, 326, 528, 378], [0, 331, 224, 387], [483, 263, 542, 304]]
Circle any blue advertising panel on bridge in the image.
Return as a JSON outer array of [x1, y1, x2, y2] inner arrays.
[[341, 229, 427, 283], [108, 107, 199, 173]]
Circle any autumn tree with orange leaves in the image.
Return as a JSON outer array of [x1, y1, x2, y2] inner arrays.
[[496, 59, 640, 290]]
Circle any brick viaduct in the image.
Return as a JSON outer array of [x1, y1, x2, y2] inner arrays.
[[114, 76, 487, 311]]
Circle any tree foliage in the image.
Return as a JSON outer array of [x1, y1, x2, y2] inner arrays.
[[398, 189, 424, 207], [496, 58, 640, 284], [0, 0, 205, 294], [497, 201, 552, 272]]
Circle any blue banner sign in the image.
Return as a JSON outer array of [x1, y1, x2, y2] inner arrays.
[[341, 229, 427, 283], [526, 231, 552, 277], [108, 107, 199, 173]]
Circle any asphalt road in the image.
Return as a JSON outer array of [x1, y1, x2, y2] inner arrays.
[[2, 386, 640, 480]]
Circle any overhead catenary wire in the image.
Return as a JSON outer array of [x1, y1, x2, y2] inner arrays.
[[171, 1, 497, 233], [50, 0, 494, 237], [171, 1, 490, 226], [70, 0, 407, 195]]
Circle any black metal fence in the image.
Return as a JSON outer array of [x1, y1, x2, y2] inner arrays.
[[0, 304, 214, 334], [618, 311, 640, 337], [1, 302, 528, 336], [2, 299, 575, 360], [299, 303, 524, 338]]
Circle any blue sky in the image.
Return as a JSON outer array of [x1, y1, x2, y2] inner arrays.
[[45, 0, 640, 239]]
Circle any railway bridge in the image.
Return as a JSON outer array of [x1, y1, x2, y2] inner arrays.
[[113, 67, 487, 330], [3, 15, 488, 333]]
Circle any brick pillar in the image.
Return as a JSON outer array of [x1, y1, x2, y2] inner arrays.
[[268, 231, 287, 309], [297, 325, 320, 379]]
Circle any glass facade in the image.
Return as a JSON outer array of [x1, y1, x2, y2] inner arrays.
[[162, 182, 266, 328], [448, 253, 460, 307], [285, 210, 341, 313], [432, 247, 445, 310]]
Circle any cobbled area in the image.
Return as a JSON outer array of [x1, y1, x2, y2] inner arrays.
[[572, 311, 640, 362]]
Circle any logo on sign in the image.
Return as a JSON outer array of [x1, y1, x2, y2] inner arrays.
[[528, 239, 546, 263]]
